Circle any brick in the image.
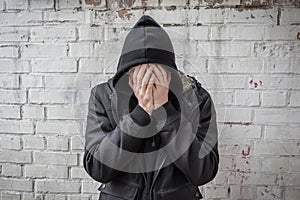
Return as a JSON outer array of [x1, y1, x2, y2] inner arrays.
[[254, 141, 300, 156], [1, 163, 22, 176], [280, 7, 300, 25], [0, 192, 21, 200], [0, 45, 18, 58], [79, 58, 105, 73], [254, 108, 300, 124], [196, 8, 225, 24], [29, 0, 54, 9], [210, 91, 233, 106], [22, 105, 44, 119], [0, 120, 33, 134], [0, 105, 20, 119], [57, 0, 81, 9], [24, 165, 68, 178], [79, 26, 103, 41], [31, 27, 77, 42], [263, 57, 299, 74], [264, 25, 300, 40], [44, 75, 91, 89], [29, 89, 76, 104], [225, 8, 277, 24], [23, 193, 43, 200], [0, 150, 31, 163], [234, 90, 260, 106], [218, 140, 253, 156], [131, 0, 159, 7], [205, 186, 228, 199], [217, 107, 252, 123], [0, 27, 29, 42], [44, 194, 67, 200], [228, 172, 277, 185], [261, 91, 287, 107], [219, 155, 233, 171], [82, 180, 101, 194], [0, 89, 26, 103], [208, 58, 263, 74], [265, 125, 300, 140], [33, 152, 77, 165], [290, 91, 300, 107], [220, 124, 262, 139], [0, 74, 19, 88], [36, 121, 79, 135], [32, 59, 77, 73], [233, 156, 261, 172], [0, 60, 29, 73], [0, 11, 42, 26], [289, 158, 300, 172], [71, 136, 84, 150], [230, 185, 256, 199], [198, 41, 251, 57], [286, 189, 300, 200], [197, 75, 248, 90], [160, 0, 187, 7], [47, 136, 68, 151], [70, 166, 90, 179], [0, 135, 21, 150], [254, 42, 298, 58], [210, 25, 264, 41], [44, 11, 89, 25], [257, 186, 282, 199], [188, 26, 209, 40], [145, 8, 187, 24], [247, 75, 293, 90], [261, 157, 289, 172], [23, 136, 45, 150], [5, 0, 28, 10], [21, 44, 67, 58], [0, 178, 32, 192], [36, 180, 80, 193], [68, 194, 90, 200], [21, 74, 43, 88], [46, 105, 87, 120]]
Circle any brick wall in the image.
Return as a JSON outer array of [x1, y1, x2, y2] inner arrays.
[[0, 0, 299, 199]]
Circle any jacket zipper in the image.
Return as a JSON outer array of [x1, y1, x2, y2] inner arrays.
[[149, 156, 167, 200]]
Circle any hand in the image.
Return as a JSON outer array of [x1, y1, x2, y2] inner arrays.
[[152, 64, 171, 110], [128, 64, 156, 115]]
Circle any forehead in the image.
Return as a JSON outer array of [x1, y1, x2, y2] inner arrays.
[[132, 63, 168, 70]]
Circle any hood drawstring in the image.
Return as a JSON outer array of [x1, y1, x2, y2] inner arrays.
[[152, 136, 156, 147]]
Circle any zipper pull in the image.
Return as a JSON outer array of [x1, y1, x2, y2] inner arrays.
[[152, 137, 156, 147]]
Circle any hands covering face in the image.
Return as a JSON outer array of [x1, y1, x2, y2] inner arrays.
[[128, 63, 171, 116]]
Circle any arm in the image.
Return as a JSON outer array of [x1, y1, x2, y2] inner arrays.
[[154, 87, 219, 186], [83, 84, 155, 183]]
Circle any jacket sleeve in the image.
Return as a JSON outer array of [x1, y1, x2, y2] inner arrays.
[[83, 84, 155, 183], [154, 87, 219, 186]]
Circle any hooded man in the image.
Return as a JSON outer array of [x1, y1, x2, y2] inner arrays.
[[83, 15, 219, 200]]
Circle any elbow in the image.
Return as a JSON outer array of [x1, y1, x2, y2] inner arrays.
[[194, 147, 219, 186]]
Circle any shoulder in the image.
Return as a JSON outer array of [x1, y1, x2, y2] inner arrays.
[[185, 74, 212, 104], [90, 81, 111, 101]]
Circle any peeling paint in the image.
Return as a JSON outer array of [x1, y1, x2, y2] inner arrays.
[[85, 0, 102, 6], [117, 9, 134, 20], [224, 122, 252, 126]]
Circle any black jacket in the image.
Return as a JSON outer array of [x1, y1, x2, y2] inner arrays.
[[83, 15, 219, 200]]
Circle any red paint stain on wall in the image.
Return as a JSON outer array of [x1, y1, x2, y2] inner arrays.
[[117, 9, 133, 20], [242, 145, 251, 157]]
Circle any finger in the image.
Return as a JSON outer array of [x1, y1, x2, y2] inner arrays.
[[128, 73, 133, 88], [152, 64, 164, 86], [156, 64, 168, 85], [141, 65, 154, 94], [132, 66, 139, 89], [136, 64, 147, 90]]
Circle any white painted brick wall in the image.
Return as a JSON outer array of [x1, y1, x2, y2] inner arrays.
[[0, 0, 299, 199]]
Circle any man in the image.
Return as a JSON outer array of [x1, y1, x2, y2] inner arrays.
[[83, 15, 219, 200]]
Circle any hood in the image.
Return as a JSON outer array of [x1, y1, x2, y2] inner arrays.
[[111, 15, 183, 98]]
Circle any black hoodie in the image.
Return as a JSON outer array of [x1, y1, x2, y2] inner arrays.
[[111, 14, 184, 128]]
